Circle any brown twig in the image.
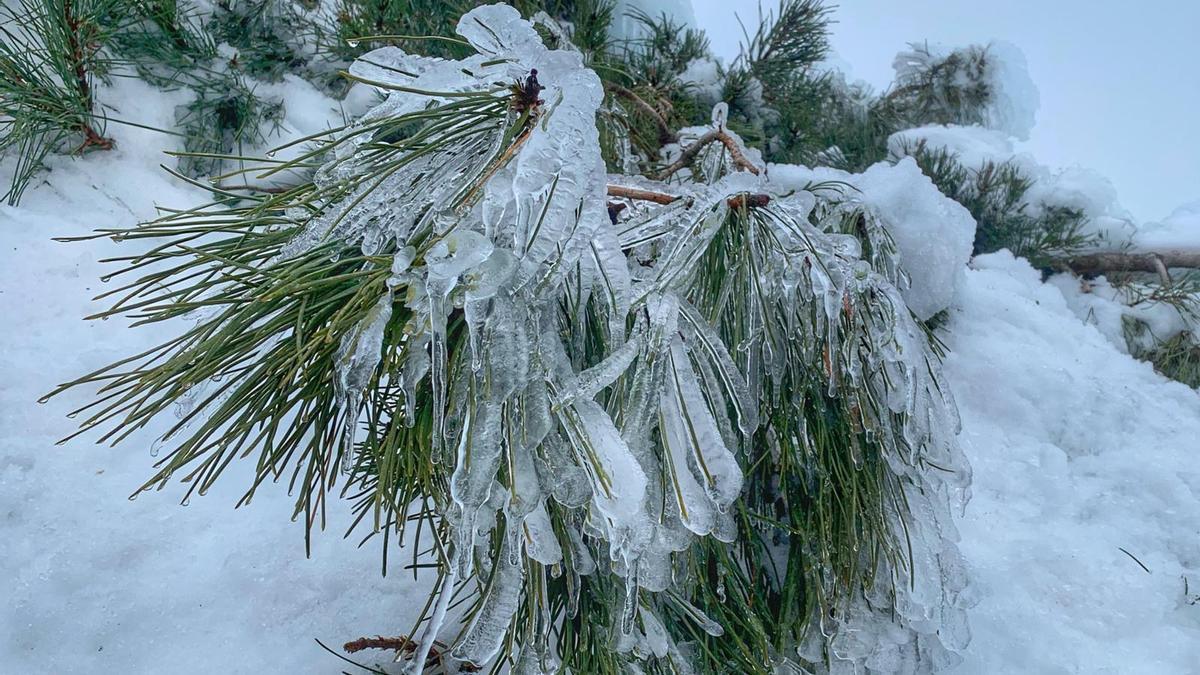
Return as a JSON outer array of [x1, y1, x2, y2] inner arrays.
[[655, 128, 760, 181], [605, 184, 771, 212], [343, 635, 415, 653], [342, 635, 481, 672], [1060, 251, 1200, 280], [606, 184, 680, 205], [62, 0, 112, 153], [608, 83, 677, 144]]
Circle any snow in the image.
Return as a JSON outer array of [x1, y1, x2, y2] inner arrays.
[[889, 124, 1019, 171], [944, 252, 1200, 673], [888, 123, 1138, 245], [0, 77, 424, 674], [1136, 200, 1200, 250], [976, 41, 1039, 142], [853, 157, 976, 320], [1047, 272, 1194, 355], [678, 57, 723, 106], [770, 157, 977, 321]]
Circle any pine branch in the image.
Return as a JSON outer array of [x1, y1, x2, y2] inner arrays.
[[608, 82, 677, 144]]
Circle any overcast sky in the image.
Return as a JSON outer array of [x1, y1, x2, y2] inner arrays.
[[690, 0, 1200, 223]]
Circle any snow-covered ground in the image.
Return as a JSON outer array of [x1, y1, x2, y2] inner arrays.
[[2, 80, 1199, 675], [0, 79, 423, 673], [945, 253, 1200, 673]]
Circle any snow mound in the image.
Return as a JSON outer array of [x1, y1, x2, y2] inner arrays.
[[945, 252, 1200, 673], [768, 157, 976, 321], [889, 124, 1019, 171], [855, 157, 977, 320], [1135, 199, 1200, 250]]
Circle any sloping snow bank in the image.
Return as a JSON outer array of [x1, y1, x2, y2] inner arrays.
[[944, 252, 1200, 673], [0, 78, 422, 674]]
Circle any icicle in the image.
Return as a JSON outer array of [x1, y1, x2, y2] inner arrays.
[[401, 569, 456, 674], [710, 101, 728, 130], [620, 559, 640, 636], [333, 290, 393, 473], [451, 520, 526, 667], [554, 328, 643, 408]]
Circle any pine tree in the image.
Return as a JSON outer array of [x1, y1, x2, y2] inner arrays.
[[23, 0, 1200, 673]]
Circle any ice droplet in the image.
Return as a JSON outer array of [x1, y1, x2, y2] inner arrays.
[[710, 101, 728, 129]]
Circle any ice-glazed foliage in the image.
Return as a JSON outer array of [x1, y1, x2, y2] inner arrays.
[[51, 4, 971, 674]]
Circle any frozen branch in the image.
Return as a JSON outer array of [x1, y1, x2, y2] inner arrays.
[[605, 184, 770, 211], [1061, 251, 1200, 283], [655, 129, 761, 181]]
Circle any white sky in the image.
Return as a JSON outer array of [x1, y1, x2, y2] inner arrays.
[[690, 0, 1200, 223]]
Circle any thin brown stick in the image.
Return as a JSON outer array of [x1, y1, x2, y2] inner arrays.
[[606, 184, 680, 204], [343, 635, 415, 653], [1061, 251, 1200, 278], [608, 83, 677, 144], [655, 129, 760, 181], [605, 184, 771, 211], [62, 0, 112, 152]]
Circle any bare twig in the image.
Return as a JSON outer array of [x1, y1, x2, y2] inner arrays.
[[1060, 251, 1200, 278], [63, 0, 112, 152], [605, 184, 771, 212], [655, 128, 761, 181], [608, 83, 677, 144], [606, 184, 679, 205], [343, 635, 416, 653]]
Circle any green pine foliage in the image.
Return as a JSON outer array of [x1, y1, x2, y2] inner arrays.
[[0, 0, 119, 204], [899, 141, 1094, 265]]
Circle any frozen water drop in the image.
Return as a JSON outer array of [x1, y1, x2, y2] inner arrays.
[[711, 101, 729, 129]]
